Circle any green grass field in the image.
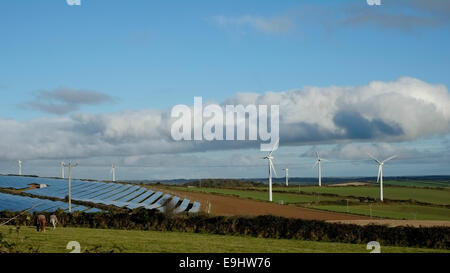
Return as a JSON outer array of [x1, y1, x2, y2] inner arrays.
[[382, 180, 450, 188], [172, 186, 347, 204], [1, 226, 447, 253], [307, 203, 450, 221], [273, 185, 450, 205], [172, 184, 450, 206]]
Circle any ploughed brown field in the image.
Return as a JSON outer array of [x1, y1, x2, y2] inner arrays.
[[158, 186, 368, 221]]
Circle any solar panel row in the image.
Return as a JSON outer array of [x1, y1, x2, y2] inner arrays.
[[173, 199, 191, 213], [0, 175, 88, 190], [157, 196, 180, 213], [1, 175, 200, 214], [0, 192, 96, 213]]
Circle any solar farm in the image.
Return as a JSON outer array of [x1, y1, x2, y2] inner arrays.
[[1, 175, 449, 253], [0, 175, 200, 214]]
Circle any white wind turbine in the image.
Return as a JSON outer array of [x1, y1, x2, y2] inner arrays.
[[111, 164, 116, 182], [313, 152, 327, 187], [368, 153, 397, 202], [18, 160, 22, 176], [61, 162, 65, 179], [262, 139, 279, 202], [282, 168, 289, 187]]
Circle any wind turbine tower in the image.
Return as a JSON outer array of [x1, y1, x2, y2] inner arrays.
[[313, 152, 327, 187], [111, 164, 116, 182], [368, 153, 397, 202], [61, 162, 65, 179], [18, 160, 22, 176], [282, 168, 289, 186], [262, 139, 279, 202]]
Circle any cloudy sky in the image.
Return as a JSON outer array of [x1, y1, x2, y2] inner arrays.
[[0, 0, 449, 180]]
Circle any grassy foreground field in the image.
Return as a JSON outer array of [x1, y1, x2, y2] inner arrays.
[[1, 226, 448, 253]]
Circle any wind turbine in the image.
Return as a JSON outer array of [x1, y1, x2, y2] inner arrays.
[[262, 139, 279, 202], [368, 153, 397, 202], [313, 152, 327, 187], [111, 164, 116, 182], [18, 160, 22, 176], [282, 168, 289, 186], [61, 162, 65, 179]]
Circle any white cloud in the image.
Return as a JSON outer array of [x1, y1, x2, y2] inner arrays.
[[1, 77, 450, 162]]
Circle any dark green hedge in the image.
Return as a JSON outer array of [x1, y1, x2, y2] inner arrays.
[[1, 209, 448, 249]]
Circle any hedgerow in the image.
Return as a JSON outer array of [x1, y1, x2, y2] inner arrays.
[[0, 209, 448, 249]]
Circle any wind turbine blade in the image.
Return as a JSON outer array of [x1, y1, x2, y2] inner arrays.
[[269, 159, 278, 177], [268, 138, 280, 157], [315, 151, 320, 159], [376, 166, 381, 183], [367, 152, 381, 164], [313, 160, 319, 169], [382, 155, 397, 163]]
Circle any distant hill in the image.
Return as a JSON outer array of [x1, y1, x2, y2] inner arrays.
[[127, 176, 450, 187], [184, 179, 265, 188]]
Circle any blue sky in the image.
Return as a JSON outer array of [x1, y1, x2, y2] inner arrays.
[[0, 0, 450, 180]]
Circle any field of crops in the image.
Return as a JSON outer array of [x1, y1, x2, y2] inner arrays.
[[1, 226, 447, 253]]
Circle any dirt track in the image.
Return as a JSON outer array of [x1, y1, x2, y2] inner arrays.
[[158, 187, 369, 221]]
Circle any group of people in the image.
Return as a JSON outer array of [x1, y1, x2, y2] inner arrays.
[[36, 214, 58, 232]]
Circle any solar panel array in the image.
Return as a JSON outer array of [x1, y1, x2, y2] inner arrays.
[[0, 192, 98, 213], [0, 175, 200, 214]]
